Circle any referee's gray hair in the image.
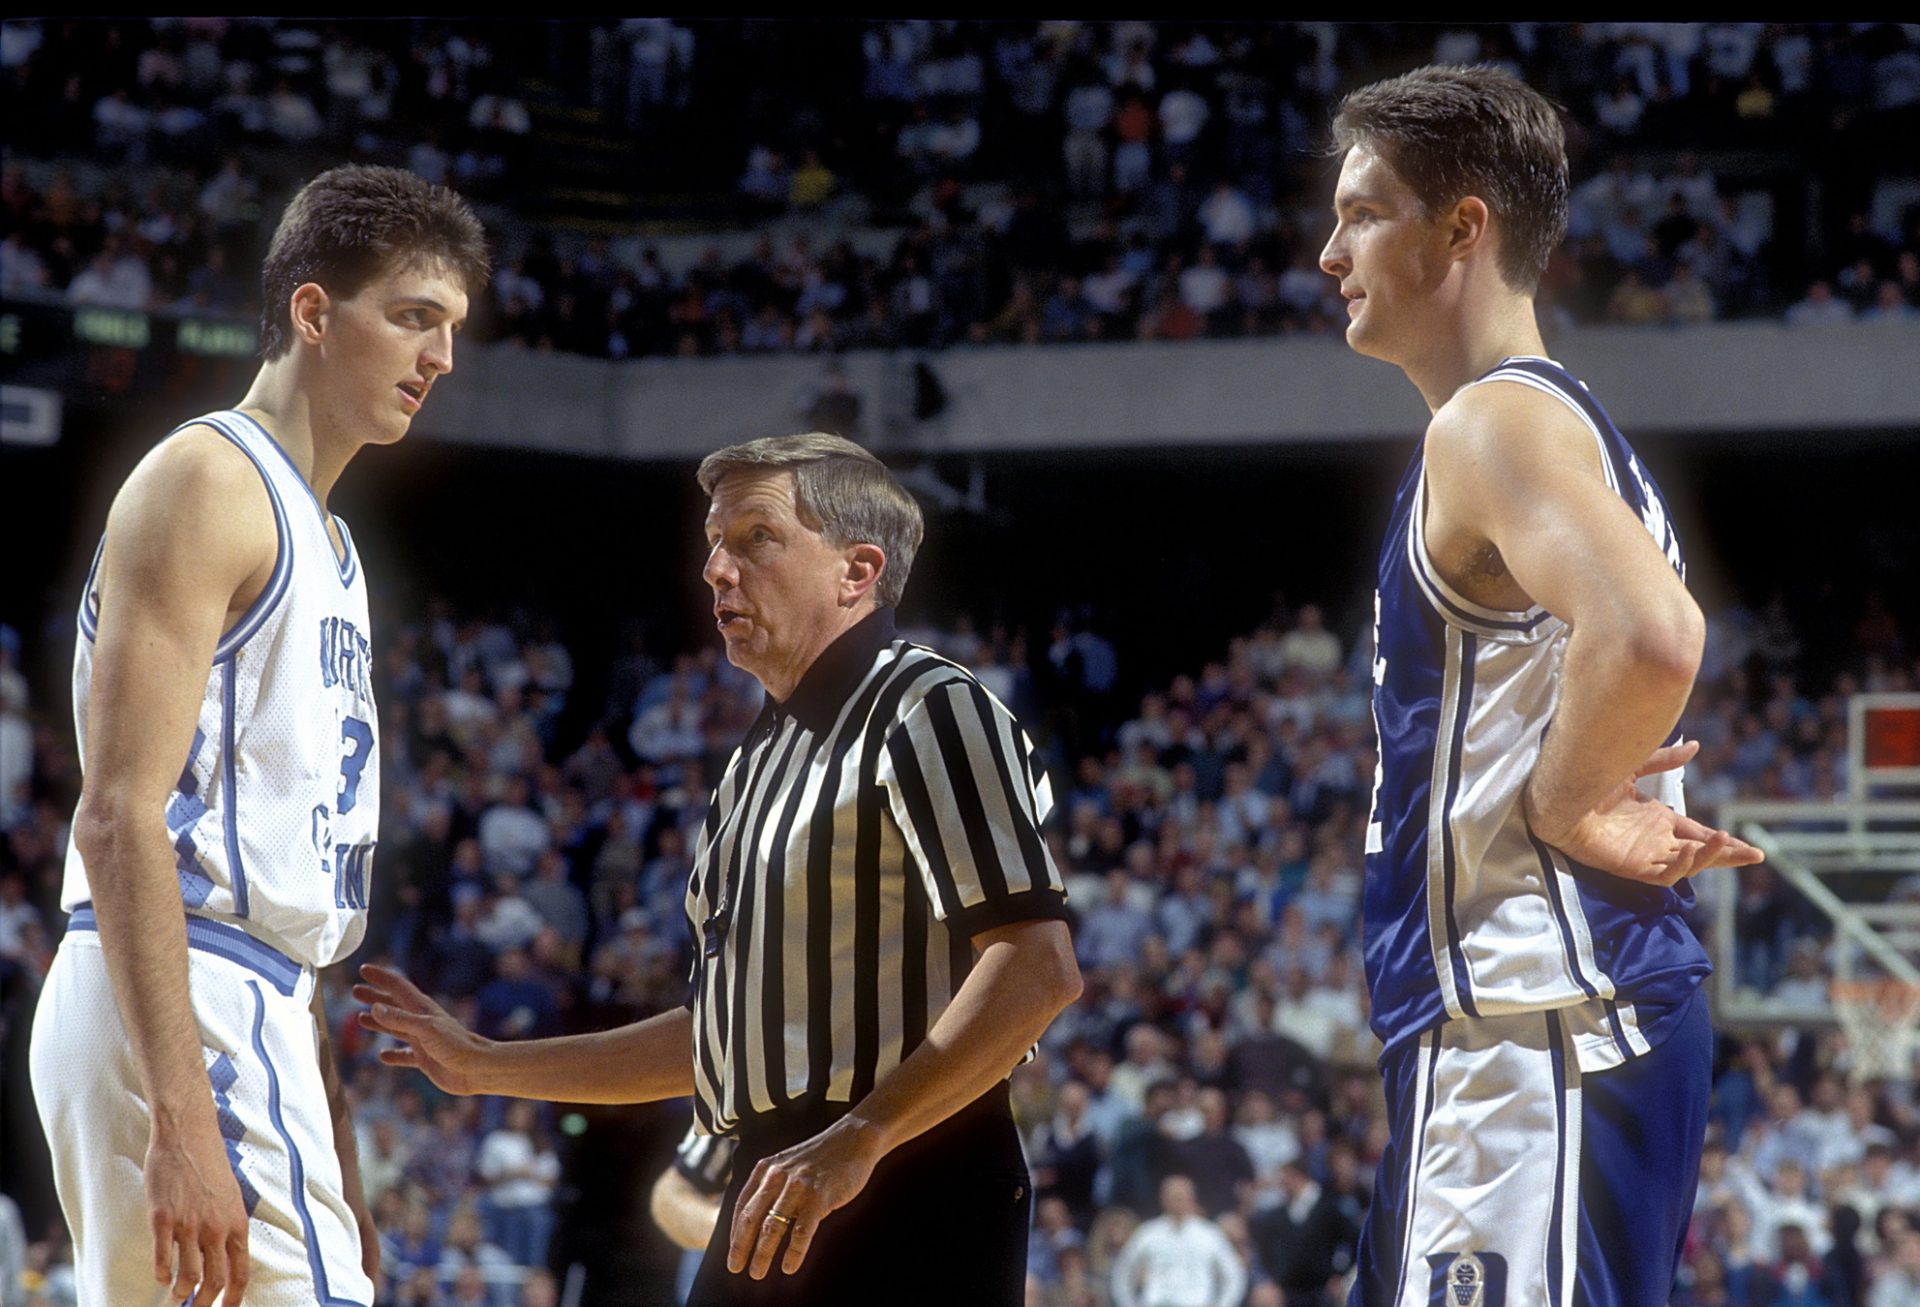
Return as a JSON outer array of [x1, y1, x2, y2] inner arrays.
[[697, 433, 925, 609]]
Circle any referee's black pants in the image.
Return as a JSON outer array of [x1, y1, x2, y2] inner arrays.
[[687, 1083, 1030, 1306]]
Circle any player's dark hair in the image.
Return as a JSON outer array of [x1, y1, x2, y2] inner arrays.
[[259, 165, 490, 360], [1330, 64, 1568, 294]]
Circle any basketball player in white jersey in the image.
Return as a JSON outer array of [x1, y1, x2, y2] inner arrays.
[[29, 166, 487, 1307], [1317, 68, 1762, 1306]]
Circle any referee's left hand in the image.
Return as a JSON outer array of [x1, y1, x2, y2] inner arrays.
[[726, 1119, 883, 1279]]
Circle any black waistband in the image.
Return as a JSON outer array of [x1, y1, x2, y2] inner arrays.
[[734, 1081, 1014, 1161]]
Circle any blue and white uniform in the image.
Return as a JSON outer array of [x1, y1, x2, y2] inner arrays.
[[31, 410, 379, 1307], [1351, 359, 1712, 1307]]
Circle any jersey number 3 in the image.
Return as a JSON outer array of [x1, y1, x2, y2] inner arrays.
[[338, 716, 373, 814]]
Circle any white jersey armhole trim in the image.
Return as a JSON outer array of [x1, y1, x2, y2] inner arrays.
[[75, 418, 293, 659], [197, 415, 295, 663], [76, 535, 106, 642], [1406, 465, 1557, 645], [1461, 367, 1620, 494], [227, 409, 359, 587]]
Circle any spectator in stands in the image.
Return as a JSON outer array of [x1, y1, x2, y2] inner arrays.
[[1863, 280, 1916, 321], [1785, 280, 1856, 326], [1110, 1175, 1247, 1307], [1250, 1156, 1354, 1305], [64, 240, 151, 309], [788, 148, 835, 211], [1871, 1229, 1920, 1307], [521, 849, 588, 954], [478, 775, 549, 878], [477, 1100, 561, 1270]]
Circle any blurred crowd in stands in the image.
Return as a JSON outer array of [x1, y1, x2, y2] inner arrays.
[[2, 568, 1917, 1304], [5, 19, 1919, 358]]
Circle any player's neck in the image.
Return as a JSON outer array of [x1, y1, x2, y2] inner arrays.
[[236, 361, 356, 509], [1403, 290, 1546, 414]]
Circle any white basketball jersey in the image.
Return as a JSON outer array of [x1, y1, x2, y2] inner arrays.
[[63, 410, 379, 969]]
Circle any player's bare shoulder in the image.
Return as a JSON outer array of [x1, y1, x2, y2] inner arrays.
[[1428, 378, 1608, 489], [99, 421, 279, 622], [1422, 378, 1614, 609]]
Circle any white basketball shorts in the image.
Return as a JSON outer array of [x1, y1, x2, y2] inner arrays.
[[29, 910, 374, 1307]]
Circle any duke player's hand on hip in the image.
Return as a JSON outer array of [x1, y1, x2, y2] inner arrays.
[[1526, 741, 1763, 887]]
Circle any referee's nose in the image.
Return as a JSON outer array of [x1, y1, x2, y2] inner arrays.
[[703, 541, 737, 593]]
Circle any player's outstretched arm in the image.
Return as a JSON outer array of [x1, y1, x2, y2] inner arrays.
[[354, 962, 697, 1103], [1424, 385, 1760, 887], [73, 427, 280, 1307]]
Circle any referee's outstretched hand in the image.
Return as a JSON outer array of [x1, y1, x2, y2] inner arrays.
[[1526, 740, 1765, 888], [353, 963, 495, 1096], [726, 1119, 884, 1280]]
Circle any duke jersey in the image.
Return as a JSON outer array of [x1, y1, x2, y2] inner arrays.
[[1363, 357, 1709, 1070], [62, 409, 379, 969]]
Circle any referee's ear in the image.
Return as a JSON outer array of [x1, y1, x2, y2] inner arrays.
[[840, 542, 887, 608]]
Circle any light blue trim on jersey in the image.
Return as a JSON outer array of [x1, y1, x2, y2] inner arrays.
[[197, 414, 295, 663], [77, 536, 105, 642], [222, 661, 250, 918], [168, 728, 216, 908], [67, 905, 301, 996], [333, 519, 359, 588], [228, 410, 358, 587], [207, 1051, 263, 1216], [246, 981, 372, 1307]]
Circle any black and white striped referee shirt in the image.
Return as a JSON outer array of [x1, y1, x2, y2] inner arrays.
[[686, 608, 1068, 1137]]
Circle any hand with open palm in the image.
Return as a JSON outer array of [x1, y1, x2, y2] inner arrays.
[[353, 964, 496, 1096], [1525, 741, 1764, 887]]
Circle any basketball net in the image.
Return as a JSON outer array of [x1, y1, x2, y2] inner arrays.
[[1830, 979, 1920, 1085]]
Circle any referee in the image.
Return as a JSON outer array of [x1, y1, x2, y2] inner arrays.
[[358, 433, 1082, 1306]]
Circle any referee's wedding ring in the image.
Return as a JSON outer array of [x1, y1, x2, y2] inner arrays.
[[766, 1211, 796, 1225]]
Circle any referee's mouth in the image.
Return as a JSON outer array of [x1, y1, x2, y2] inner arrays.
[[716, 605, 747, 630]]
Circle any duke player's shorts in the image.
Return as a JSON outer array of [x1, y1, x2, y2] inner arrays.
[[29, 911, 374, 1307], [1350, 986, 1711, 1307]]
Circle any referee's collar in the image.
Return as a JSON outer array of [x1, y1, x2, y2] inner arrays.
[[774, 606, 896, 732]]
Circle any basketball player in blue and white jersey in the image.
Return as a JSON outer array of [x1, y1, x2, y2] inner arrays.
[[1316, 68, 1763, 1307], [28, 167, 487, 1307]]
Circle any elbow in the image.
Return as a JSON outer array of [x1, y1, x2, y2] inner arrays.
[[70, 790, 141, 877], [1048, 941, 1084, 1015], [1629, 593, 1705, 695]]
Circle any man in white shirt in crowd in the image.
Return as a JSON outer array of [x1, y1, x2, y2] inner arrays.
[[1111, 1175, 1247, 1307], [1274, 604, 1342, 677], [1871, 1227, 1920, 1307]]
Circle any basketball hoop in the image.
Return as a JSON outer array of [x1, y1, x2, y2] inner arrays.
[[1830, 978, 1920, 1084]]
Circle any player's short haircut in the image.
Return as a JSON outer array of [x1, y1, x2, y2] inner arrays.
[[260, 165, 490, 360], [1330, 64, 1568, 294], [697, 433, 925, 609]]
